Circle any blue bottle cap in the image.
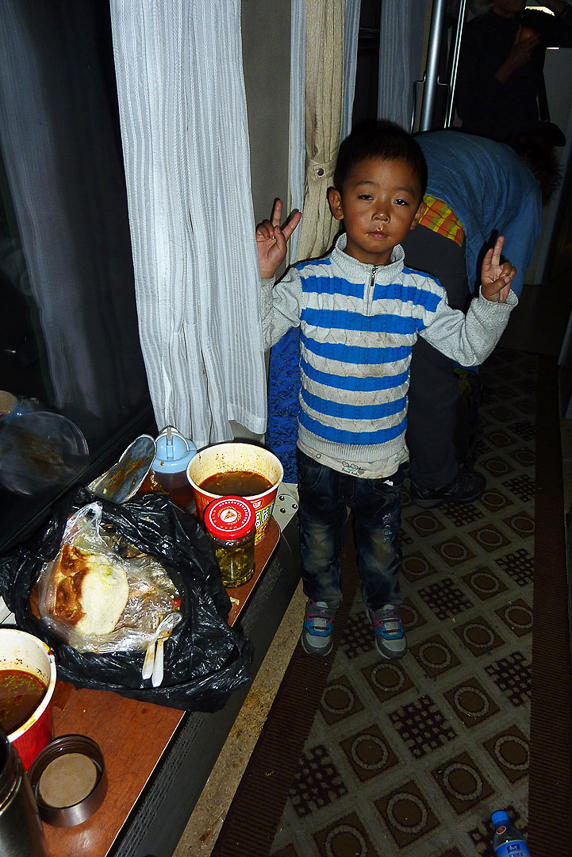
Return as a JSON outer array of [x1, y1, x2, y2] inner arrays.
[[491, 811, 510, 827], [153, 427, 197, 474]]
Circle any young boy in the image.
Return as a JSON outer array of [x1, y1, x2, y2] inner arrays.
[[256, 121, 517, 660]]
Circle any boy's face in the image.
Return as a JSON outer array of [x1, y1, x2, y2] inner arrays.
[[328, 157, 425, 267]]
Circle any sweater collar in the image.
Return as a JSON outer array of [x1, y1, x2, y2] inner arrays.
[[330, 232, 405, 282]]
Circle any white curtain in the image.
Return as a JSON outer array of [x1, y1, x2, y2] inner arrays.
[[377, 0, 426, 131], [110, 1, 266, 450], [343, 0, 362, 140]]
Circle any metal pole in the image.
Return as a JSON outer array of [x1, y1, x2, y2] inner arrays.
[[419, 0, 448, 131], [446, 0, 468, 127]]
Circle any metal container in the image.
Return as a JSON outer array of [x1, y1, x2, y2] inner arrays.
[[0, 729, 47, 857]]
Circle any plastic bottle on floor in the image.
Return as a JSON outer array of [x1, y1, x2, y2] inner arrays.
[[492, 810, 530, 856]]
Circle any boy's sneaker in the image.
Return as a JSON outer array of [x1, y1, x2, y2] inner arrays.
[[301, 600, 336, 657], [369, 605, 407, 660], [410, 470, 486, 509]]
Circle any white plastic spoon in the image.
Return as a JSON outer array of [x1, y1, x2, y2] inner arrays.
[[150, 612, 183, 688], [141, 612, 182, 683]]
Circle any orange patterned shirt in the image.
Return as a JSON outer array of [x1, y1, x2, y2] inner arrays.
[[419, 194, 465, 246]]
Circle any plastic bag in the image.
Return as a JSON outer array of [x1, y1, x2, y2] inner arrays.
[[37, 502, 182, 654], [0, 486, 254, 712]]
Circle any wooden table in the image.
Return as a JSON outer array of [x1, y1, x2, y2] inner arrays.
[[43, 519, 281, 857]]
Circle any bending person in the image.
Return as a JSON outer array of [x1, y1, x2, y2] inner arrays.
[[402, 129, 542, 507]]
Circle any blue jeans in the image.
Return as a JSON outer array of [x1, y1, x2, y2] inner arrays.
[[296, 449, 408, 611]]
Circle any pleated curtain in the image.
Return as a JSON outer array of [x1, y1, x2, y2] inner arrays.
[[110, 1, 265, 449], [288, 0, 360, 266], [377, 0, 426, 131], [296, 0, 346, 262]]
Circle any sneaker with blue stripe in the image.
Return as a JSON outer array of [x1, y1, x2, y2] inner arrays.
[[369, 604, 407, 659], [301, 600, 336, 656]]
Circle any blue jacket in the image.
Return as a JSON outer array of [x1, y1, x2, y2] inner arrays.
[[416, 130, 543, 297]]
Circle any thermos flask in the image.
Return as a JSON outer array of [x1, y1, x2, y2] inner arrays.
[[0, 729, 47, 857]]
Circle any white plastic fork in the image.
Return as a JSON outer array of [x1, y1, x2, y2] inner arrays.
[[141, 612, 182, 684]]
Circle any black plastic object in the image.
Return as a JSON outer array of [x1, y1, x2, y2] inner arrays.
[[0, 487, 254, 712]]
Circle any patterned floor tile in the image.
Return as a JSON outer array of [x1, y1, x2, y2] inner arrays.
[[443, 678, 500, 727], [484, 652, 532, 707], [289, 744, 348, 817], [461, 567, 508, 601], [479, 488, 514, 513], [272, 845, 301, 857], [340, 723, 399, 782], [409, 634, 462, 678], [480, 456, 516, 479], [320, 674, 365, 726], [362, 659, 415, 703], [389, 695, 457, 758], [507, 447, 535, 467], [418, 578, 474, 619], [375, 781, 440, 847], [494, 599, 533, 638], [340, 612, 375, 660], [483, 725, 529, 784], [313, 811, 379, 857], [431, 539, 477, 568], [502, 510, 534, 538], [502, 473, 535, 503], [432, 750, 494, 814], [401, 597, 429, 631], [495, 548, 533, 587], [403, 510, 446, 538], [401, 551, 441, 583], [453, 616, 505, 656], [467, 523, 511, 553]]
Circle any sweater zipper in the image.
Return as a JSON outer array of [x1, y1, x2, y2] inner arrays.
[[365, 266, 378, 315]]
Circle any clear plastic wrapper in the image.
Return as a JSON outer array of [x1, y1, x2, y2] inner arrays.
[[37, 503, 181, 653]]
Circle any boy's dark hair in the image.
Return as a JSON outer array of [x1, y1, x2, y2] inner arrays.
[[334, 120, 428, 199]]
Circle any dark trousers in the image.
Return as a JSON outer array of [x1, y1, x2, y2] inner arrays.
[[296, 449, 408, 611], [401, 225, 471, 490]]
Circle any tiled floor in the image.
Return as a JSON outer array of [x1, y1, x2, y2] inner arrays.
[[175, 272, 572, 856]]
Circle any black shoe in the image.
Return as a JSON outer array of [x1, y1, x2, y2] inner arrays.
[[410, 470, 486, 509]]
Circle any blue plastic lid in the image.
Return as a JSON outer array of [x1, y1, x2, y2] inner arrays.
[[153, 428, 197, 473], [491, 811, 510, 827]]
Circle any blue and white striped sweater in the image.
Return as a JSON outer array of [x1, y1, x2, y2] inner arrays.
[[261, 233, 516, 470]]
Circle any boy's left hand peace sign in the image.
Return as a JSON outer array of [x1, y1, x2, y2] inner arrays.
[[256, 199, 301, 280], [480, 235, 516, 303]]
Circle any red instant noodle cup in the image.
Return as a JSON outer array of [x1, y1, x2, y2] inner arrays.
[[0, 629, 57, 770], [187, 442, 283, 543]]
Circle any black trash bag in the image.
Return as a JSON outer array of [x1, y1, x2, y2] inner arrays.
[[0, 486, 254, 713]]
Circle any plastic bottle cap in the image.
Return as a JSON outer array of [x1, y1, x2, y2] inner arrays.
[[204, 497, 255, 540], [153, 429, 197, 473], [491, 810, 510, 826]]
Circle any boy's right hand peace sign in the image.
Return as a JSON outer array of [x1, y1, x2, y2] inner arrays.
[[256, 199, 301, 279]]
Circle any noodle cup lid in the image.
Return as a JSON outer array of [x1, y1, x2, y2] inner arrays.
[[204, 496, 255, 540]]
